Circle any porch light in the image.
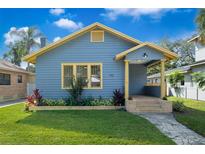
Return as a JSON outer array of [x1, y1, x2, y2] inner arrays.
[[143, 53, 148, 59]]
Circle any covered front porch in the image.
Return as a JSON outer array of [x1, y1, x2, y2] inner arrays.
[[115, 42, 177, 112], [120, 43, 170, 100], [124, 60, 165, 99]]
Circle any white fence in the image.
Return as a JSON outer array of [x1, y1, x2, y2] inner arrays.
[[168, 87, 205, 101], [27, 83, 36, 96]]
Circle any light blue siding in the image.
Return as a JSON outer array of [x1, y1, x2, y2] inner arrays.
[[125, 46, 164, 61], [129, 64, 147, 95], [36, 31, 136, 98]]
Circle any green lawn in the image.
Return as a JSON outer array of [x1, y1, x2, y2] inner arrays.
[[0, 103, 174, 145], [168, 97, 205, 137]]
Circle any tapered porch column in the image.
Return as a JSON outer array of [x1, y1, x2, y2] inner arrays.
[[160, 59, 166, 98], [125, 60, 129, 100]]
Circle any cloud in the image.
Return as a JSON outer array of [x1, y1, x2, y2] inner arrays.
[[53, 36, 61, 42], [54, 18, 83, 31], [4, 27, 29, 46], [4, 26, 42, 53], [101, 8, 175, 21], [49, 8, 65, 16]]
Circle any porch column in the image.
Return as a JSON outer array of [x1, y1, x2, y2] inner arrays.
[[160, 59, 166, 98], [125, 60, 129, 100]]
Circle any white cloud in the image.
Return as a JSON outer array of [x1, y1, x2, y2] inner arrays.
[[4, 27, 29, 46], [101, 8, 175, 21], [54, 18, 83, 31], [49, 8, 65, 16], [53, 36, 61, 42], [4, 26, 42, 53]]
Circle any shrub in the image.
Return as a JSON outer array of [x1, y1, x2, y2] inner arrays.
[[89, 97, 113, 106], [25, 89, 43, 111], [112, 89, 125, 106], [192, 72, 205, 90], [67, 77, 85, 104], [33, 89, 42, 104], [26, 89, 43, 106], [41, 99, 66, 106], [65, 96, 113, 106], [172, 100, 186, 112]]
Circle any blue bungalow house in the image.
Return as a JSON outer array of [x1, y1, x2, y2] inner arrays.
[[23, 22, 177, 111]]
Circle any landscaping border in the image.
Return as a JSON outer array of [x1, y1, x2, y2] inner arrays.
[[29, 106, 125, 111]]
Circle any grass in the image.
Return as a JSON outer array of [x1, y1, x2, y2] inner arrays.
[[167, 97, 205, 137], [0, 103, 174, 145]]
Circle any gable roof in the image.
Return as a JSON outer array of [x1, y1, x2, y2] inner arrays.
[[115, 42, 178, 60], [0, 59, 32, 74], [22, 22, 142, 64]]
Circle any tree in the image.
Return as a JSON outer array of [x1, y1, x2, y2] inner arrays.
[[159, 38, 195, 69], [192, 72, 205, 90], [3, 41, 27, 66], [148, 38, 195, 76], [23, 27, 42, 54], [3, 27, 43, 67], [196, 9, 205, 45], [168, 71, 184, 89]]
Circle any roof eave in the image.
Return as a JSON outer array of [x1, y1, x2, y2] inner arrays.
[[115, 42, 178, 61], [23, 22, 142, 64]]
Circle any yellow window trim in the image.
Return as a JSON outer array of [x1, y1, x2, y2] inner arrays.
[[90, 30, 104, 42], [61, 63, 103, 89]]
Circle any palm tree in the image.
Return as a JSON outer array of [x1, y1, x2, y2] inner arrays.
[[23, 27, 42, 54], [196, 9, 205, 44], [22, 27, 43, 71], [3, 27, 43, 68]]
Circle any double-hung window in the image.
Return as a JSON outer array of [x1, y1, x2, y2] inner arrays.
[[62, 63, 102, 89], [0, 73, 11, 85], [17, 75, 23, 83]]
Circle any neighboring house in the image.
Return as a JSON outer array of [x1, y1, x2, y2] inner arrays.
[[0, 60, 35, 102], [148, 35, 205, 101], [23, 22, 177, 100]]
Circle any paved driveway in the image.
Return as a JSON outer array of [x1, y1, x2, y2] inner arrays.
[[136, 113, 205, 145], [0, 99, 25, 108]]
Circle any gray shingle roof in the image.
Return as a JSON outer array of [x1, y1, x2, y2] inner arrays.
[[0, 60, 30, 74]]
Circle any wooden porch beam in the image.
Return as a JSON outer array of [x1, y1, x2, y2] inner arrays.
[[125, 60, 129, 100], [147, 60, 161, 68], [160, 59, 166, 98]]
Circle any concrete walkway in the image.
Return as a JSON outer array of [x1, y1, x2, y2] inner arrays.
[[136, 113, 205, 145], [0, 99, 25, 108]]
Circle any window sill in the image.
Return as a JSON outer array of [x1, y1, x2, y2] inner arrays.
[[62, 87, 103, 90]]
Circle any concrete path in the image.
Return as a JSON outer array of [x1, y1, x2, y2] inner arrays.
[[136, 113, 205, 145], [0, 99, 25, 108]]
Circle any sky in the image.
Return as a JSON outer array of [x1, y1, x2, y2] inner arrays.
[[0, 8, 198, 58]]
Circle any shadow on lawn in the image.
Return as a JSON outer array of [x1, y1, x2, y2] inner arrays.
[[17, 110, 173, 144], [174, 107, 205, 137]]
